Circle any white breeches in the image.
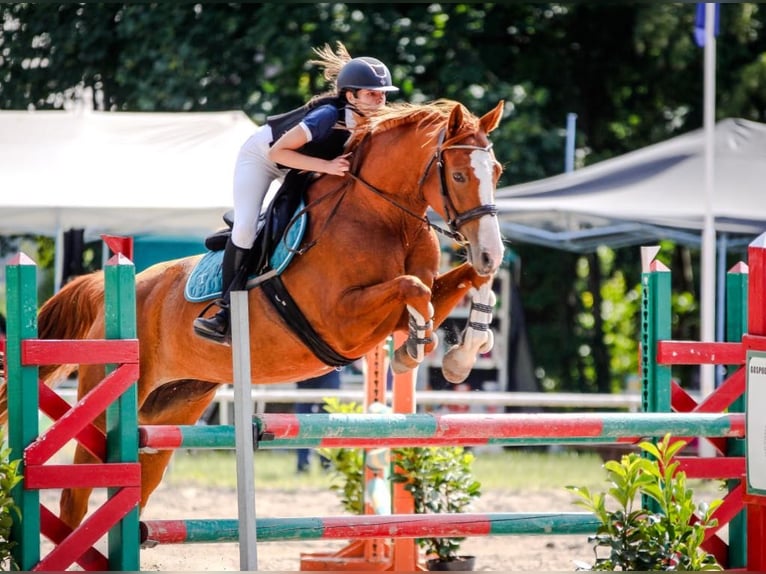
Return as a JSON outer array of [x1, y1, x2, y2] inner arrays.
[[231, 124, 286, 249]]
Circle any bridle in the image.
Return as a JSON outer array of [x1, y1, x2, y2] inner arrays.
[[287, 124, 498, 255], [419, 128, 499, 234], [348, 127, 498, 242]]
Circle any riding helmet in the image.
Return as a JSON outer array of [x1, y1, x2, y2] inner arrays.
[[337, 57, 399, 92]]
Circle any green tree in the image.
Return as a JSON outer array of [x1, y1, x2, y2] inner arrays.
[[2, 3, 765, 393]]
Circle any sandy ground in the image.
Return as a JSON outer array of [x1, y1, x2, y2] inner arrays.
[[134, 483, 594, 572], [40, 481, 593, 572]]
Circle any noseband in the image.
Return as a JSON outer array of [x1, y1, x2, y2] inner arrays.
[[348, 128, 498, 242]]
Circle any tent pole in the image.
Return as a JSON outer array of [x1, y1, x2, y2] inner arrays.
[[53, 220, 64, 293], [699, 2, 717, 458], [715, 232, 728, 387], [565, 113, 577, 173]]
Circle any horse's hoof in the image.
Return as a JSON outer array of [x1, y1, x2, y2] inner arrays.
[[391, 345, 419, 374], [441, 366, 470, 384], [441, 346, 473, 384], [478, 330, 494, 354]]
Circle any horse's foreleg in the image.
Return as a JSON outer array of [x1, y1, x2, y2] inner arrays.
[[338, 275, 435, 372], [442, 281, 497, 383], [400, 263, 496, 383], [428, 263, 492, 327], [391, 302, 438, 374], [390, 263, 492, 375]]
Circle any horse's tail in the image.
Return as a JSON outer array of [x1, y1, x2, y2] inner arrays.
[[0, 272, 105, 425]]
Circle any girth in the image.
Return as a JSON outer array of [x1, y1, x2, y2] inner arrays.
[[260, 276, 359, 368]]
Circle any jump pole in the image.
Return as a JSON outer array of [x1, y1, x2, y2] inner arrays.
[[142, 411, 746, 450], [230, 290, 258, 570]]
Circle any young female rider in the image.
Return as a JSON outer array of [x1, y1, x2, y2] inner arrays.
[[194, 44, 398, 343]]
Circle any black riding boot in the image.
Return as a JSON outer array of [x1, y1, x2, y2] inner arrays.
[[193, 240, 250, 344]]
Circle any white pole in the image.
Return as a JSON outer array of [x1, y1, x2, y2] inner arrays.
[[699, 2, 717, 457], [565, 113, 577, 173], [231, 290, 258, 569], [53, 223, 64, 292]]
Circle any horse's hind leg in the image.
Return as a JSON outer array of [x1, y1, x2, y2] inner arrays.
[[137, 380, 220, 513], [60, 444, 98, 528], [139, 450, 177, 511], [59, 364, 105, 528], [61, 452, 179, 529]]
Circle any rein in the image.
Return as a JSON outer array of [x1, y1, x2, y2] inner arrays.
[[288, 124, 498, 255], [346, 172, 462, 241], [349, 128, 498, 242]]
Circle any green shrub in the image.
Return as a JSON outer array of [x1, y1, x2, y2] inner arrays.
[[0, 427, 22, 571], [567, 433, 722, 571]]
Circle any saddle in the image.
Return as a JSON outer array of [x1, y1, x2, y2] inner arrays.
[[205, 169, 313, 275], [188, 171, 356, 367], [185, 172, 310, 303]]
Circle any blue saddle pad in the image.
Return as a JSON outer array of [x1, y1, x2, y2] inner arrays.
[[184, 205, 307, 303]]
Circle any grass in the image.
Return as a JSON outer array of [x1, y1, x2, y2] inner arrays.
[[165, 444, 727, 507], [165, 446, 611, 492]]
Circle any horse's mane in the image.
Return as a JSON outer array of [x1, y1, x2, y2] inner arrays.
[[346, 99, 479, 151]]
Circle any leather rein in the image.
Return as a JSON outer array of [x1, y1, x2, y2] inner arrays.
[[347, 127, 498, 243]]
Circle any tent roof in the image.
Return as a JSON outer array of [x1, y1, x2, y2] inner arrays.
[[495, 118, 766, 252], [0, 108, 257, 237]]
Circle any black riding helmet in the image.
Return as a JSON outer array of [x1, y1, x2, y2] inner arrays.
[[337, 57, 399, 92]]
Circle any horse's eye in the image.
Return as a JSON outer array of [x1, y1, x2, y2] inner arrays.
[[452, 172, 466, 183]]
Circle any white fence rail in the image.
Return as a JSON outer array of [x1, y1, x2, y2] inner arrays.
[[56, 386, 642, 425]]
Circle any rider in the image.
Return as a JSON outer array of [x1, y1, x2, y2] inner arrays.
[[193, 45, 399, 344]]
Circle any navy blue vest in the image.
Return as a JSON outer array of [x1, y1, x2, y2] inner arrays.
[[266, 96, 349, 161]]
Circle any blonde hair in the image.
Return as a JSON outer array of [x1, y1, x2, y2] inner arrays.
[[309, 41, 352, 89]]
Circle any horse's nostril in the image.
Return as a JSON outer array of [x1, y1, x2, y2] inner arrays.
[[481, 251, 494, 271]]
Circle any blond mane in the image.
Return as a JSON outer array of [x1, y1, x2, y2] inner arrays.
[[347, 99, 480, 150]]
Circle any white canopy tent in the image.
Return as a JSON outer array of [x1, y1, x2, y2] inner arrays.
[[0, 107, 257, 237], [0, 107, 260, 288], [495, 117, 766, 398], [495, 118, 766, 252]]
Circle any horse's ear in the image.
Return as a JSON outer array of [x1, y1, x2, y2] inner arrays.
[[447, 104, 465, 137], [480, 101, 504, 134]]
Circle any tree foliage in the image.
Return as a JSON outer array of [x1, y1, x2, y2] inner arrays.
[[2, 3, 764, 392]]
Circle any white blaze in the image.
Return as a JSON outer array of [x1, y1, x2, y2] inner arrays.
[[469, 149, 504, 268]]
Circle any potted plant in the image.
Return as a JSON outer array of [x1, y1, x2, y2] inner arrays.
[[318, 398, 482, 571], [567, 433, 722, 571], [392, 445, 481, 571]]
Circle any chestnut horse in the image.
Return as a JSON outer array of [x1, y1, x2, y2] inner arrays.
[[1, 99, 506, 527]]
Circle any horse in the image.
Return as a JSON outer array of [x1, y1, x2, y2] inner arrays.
[[0, 99, 506, 528]]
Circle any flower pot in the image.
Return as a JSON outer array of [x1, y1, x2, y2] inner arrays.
[[426, 555, 476, 571]]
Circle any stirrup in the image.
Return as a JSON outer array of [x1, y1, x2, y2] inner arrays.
[[195, 298, 229, 320]]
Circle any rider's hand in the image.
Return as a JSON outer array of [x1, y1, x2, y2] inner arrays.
[[323, 153, 351, 177]]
